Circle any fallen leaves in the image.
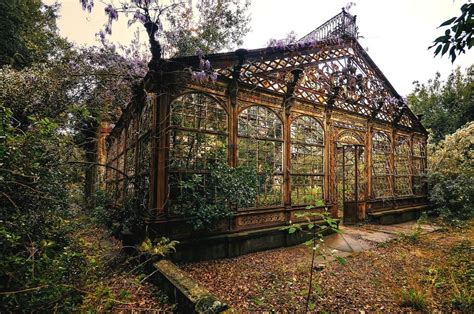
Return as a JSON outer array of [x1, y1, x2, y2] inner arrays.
[[181, 221, 473, 312]]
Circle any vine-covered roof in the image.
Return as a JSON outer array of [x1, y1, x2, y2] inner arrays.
[[167, 9, 426, 133]]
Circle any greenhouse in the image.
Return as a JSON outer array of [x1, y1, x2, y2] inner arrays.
[[104, 10, 429, 259]]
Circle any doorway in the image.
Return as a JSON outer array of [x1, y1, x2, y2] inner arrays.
[[336, 144, 365, 224]]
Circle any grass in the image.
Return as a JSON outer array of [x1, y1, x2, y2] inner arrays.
[[400, 288, 427, 310]]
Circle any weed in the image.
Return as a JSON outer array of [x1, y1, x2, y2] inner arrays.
[[400, 287, 427, 310], [250, 296, 265, 306], [399, 215, 426, 243], [450, 288, 473, 311]]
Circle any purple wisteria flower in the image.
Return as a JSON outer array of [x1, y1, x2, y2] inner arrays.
[[80, 0, 94, 12], [133, 11, 148, 24]]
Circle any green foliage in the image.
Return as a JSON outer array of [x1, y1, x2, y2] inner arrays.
[[400, 287, 427, 310], [93, 191, 147, 237], [398, 214, 426, 243], [81, 0, 252, 58], [428, 122, 474, 225], [408, 66, 473, 143], [448, 240, 474, 311], [165, 0, 252, 57], [0, 107, 87, 311], [174, 161, 258, 230], [0, 0, 67, 68], [136, 237, 179, 257], [430, 3, 473, 63], [285, 207, 344, 312]]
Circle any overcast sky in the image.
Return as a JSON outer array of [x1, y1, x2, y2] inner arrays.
[[46, 0, 472, 96]]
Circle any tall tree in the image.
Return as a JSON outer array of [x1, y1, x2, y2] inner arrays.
[[79, 0, 251, 59], [0, 44, 148, 204], [0, 0, 68, 68], [407, 66, 474, 143]]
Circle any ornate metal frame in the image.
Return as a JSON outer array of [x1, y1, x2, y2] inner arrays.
[[104, 9, 429, 238]]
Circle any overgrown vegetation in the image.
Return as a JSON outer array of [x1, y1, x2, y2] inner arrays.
[[0, 0, 252, 310], [0, 108, 84, 311], [0, 0, 68, 68], [400, 287, 427, 310], [0, 0, 472, 312], [428, 122, 474, 225], [285, 206, 345, 312], [408, 66, 473, 143], [173, 161, 258, 230]]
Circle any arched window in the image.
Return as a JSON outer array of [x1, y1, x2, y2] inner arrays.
[[412, 139, 427, 195], [395, 136, 412, 196], [168, 93, 228, 214], [372, 131, 392, 198], [238, 106, 283, 207], [290, 115, 324, 205]]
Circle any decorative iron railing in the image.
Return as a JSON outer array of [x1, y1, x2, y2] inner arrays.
[[299, 9, 358, 43]]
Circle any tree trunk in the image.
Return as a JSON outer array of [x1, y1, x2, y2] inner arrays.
[[82, 119, 99, 209]]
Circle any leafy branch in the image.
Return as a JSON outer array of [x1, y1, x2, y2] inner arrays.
[[430, 3, 473, 62]]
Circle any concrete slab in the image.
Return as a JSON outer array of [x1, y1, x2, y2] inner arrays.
[[324, 234, 354, 252], [324, 233, 372, 253], [363, 222, 440, 235], [315, 221, 440, 269], [339, 226, 395, 243]]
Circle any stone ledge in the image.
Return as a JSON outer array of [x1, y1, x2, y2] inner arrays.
[[171, 221, 334, 262], [151, 260, 228, 313], [368, 204, 429, 217]]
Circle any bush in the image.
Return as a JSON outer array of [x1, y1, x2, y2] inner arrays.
[[93, 189, 146, 237], [0, 108, 87, 311], [173, 161, 258, 230], [428, 122, 474, 224]]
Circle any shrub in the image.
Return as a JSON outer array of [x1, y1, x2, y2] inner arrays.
[[428, 122, 474, 225], [173, 161, 258, 230], [0, 108, 87, 311], [93, 189, 146, 238]]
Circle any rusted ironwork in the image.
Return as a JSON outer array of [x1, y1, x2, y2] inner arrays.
[[104, 10, 429, 239], [299, 9, 358, 42]]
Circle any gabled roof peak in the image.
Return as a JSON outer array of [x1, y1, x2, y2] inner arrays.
[[299, 9, 358, 43]]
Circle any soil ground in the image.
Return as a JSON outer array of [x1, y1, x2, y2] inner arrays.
[[182, 219, 473, 312], [71, 215, 175, 312]]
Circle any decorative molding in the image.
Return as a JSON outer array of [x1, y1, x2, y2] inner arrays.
[[237, 212, 286, 226]]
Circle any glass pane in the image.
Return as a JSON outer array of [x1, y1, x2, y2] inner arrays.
[[395, 176, 412, 196], [291, 144, 323, 174], [238, 106, 282, 139], [238, 138, 283, 173], [413, 140, 425, 157], [372, 131, 391, 198], [256, 174, 283, 207], [171, 93, 227, 132], [170, 131, 227, 170], [395, 136, 410, 176], [291, 175, 323, 205], [413, 176, 426, 195], [290, 115, 324, 145], [168, 93, 229, 215], [373, 176, 391, 198], [237, 106, 283, 208], [139, 96, 153, 136]]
